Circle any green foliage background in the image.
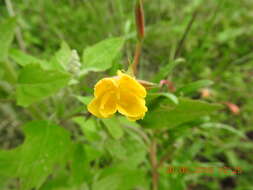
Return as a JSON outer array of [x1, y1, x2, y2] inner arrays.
[[0, 0, 253, 190]]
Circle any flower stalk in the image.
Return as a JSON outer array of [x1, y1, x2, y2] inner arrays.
[[132, 0, 145, 75]]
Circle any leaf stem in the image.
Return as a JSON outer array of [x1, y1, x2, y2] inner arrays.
[[132, 41, 142, 75], [149, 139, 159, 190]]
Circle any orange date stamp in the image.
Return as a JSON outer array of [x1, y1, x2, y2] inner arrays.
[[167, 166, 242, 175]]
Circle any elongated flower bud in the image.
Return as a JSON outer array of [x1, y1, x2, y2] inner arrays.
[[135, 0, 145, 40]]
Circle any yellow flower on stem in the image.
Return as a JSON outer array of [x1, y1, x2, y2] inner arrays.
[[88, 70, 148, 121]]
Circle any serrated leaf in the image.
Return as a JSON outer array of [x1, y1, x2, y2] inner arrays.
[[0, 18, 16, 61], [0, 121, 72, 190], [141, 98, 222, 129], [17, 64, 71, 107], [102, 117, 124, 140], [81, 37, 124, 74]]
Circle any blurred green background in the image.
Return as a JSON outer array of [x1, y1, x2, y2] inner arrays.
[[0, 0, 253, 190]]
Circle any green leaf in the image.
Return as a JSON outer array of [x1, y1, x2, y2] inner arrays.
[[147, 92, 179, 105], [0, 68, 3, 79], [48, 41, 72, 71], [9, 49, 47, 67], [102, 117, 124, 140], [70, 143, 88, 186], [176, 80, 214, 95], [141, 98, 222, 129], [76, 95, 93, 106], [105, 130, 147, 167], [0, 121, 72, 190], [201, 122, 245, 138], [81, 37, 124, 74], [0, 18, 16, 61], [17, 64, 71, 107], [73, 117, 101, 141], [92, 167, 147, 190]]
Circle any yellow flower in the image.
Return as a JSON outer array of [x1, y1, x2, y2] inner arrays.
[[88, 70, 148, 121]]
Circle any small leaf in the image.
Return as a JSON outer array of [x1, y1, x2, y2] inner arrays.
[[141, 98, 222, 129], [48, 41, 72, 71], [176, 80, 214, 95], [147, 92, 179, 105], [81, 37, 125, 74], [102, 117, 124, 140], [17, 64, 71, 107], [73, 117, 101, 141], [76, 95, 93, 106]]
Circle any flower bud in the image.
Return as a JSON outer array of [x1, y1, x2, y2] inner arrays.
[[135, 0, 145, 41]]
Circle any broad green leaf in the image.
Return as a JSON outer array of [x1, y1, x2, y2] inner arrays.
[[176, 80, 214, 95], [38, 174, 70, 190], [140, 98, 222, 129], [0, 150, 18, 188], [0, 121, 72, 190], [102, 117, 124, 140], [17, 64, 71, 107], [0, 18, 16, 61], [10, 49, 47, 66], [81, 37, 124, 74]]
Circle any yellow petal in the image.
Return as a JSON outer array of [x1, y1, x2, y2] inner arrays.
[[99, 92, 117, 118], [87, 97, 103, 118], [117, 70, 146, 98], [117, 91, 147, 119], [127, 113, 145, 121], [94, 78, 118, 98]]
